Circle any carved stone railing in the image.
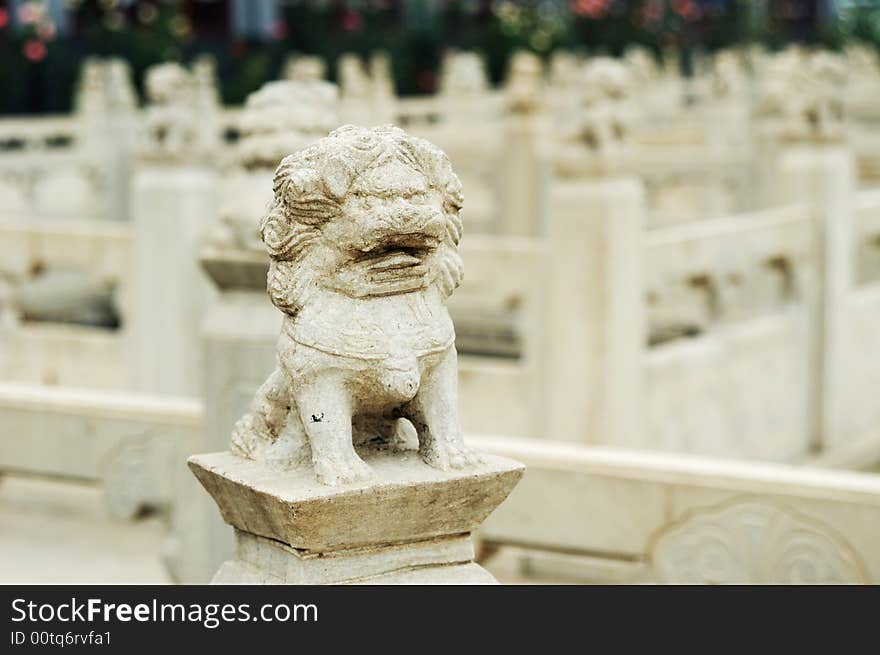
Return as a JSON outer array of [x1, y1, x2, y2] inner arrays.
[[0, 115, 79, 152], [0, 382, 200, 519], [0, 381, 208, 582], [0, 220, 132, 387], [856, 189, 880, 286], [643, 204, 815, 461], [0, 113, 129, 223], [476, 434, 880, 584]]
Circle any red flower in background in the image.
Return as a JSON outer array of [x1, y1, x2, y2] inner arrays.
[[340, 9, 363, 32], [270, 20, 289, 40], [23, 39, 47, 63], [571, 0, 611, 19], [641, 0, 663, 24], [673, 0, 701, 20], [0, 8, 9, 29]]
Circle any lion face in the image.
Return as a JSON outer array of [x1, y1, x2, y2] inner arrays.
[[260, 125, 464, 315], [145, 63, 191, 105], [317, 163, 448, 299]]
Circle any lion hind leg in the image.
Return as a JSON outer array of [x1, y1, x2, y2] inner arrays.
[[230, 366, 290, 460], [264, 409, 311, 470]]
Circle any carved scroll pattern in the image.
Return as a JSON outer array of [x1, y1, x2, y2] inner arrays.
[[650, 500, 869, 584]]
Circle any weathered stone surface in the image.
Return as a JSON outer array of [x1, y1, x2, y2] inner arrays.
[[229, 125, 482, 487], [141, 62, 219, 162], [188, 448, 523, 552], [213, 558, 497, 585], [756, 48, 848, 142], [209, 80, 340, 253], [212, 530, 481, 584]]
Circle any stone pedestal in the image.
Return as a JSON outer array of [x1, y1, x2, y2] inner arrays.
[[189, 449, 524, 585]]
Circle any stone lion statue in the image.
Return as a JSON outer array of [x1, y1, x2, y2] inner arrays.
[[231, 125, 481, 485], [283, 54, 328, 83], [235, 80, 339, 170], [505, 50, 543, 114], [555, 58, 634, 172], [440, 51, 489, 97], [143, 62, 198, 158], [757, 48, 848, 141], [712, 49, 746, 99]]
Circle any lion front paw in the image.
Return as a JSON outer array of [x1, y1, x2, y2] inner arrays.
[[313, 450, 374, 486], [420, 438, 484, 471]]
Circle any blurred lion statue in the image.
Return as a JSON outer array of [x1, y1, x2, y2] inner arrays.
[[142, 62, 198, 157], [231, 124, 482, 485]]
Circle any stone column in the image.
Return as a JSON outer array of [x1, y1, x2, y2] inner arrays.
[[499, 113, 548, 237], [777, 144, 856, 452], [500, 52, 548, 238], [128, 61, 222, 396], [543, 176, 646, 446], [129, 164, 218, 396], [75, 57, 139, 223]]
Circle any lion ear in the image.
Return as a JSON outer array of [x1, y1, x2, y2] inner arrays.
[[260, 204, 291, 259], [283, 168, 316, 204], [446, 172, 464, 208], [322, 157, 351, 200]]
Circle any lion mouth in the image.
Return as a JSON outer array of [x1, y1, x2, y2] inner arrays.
[[359, 245, 431, 271], [343, 242, 436, 298]]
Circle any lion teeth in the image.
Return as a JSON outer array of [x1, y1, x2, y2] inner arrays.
[[368, 252, 423, 271]]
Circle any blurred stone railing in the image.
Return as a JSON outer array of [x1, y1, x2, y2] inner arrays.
[[475, 434, 880, 584], [4, 381, 880, 585]]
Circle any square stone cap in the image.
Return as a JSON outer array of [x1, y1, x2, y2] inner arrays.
[[188, 449, 524, 552]]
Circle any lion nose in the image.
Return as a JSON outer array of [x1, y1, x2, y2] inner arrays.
[[388, 202, 426, 229]]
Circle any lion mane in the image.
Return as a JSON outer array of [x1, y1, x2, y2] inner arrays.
[[258, 124, 464, 315]]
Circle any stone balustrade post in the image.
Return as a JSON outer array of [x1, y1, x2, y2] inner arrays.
[[129, 163, 218, 397], [499, 112, 549, 237], [543, 176, 646, 446], [128, 62, 223, 397], [776, 144, 857, 453]]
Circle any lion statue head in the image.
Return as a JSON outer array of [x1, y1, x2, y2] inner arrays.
[[144, 62, 193, 106], [259, 124, 464, 316], [236, 80, 339, 170]]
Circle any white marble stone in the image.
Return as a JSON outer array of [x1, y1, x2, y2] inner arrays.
[[190, 449, 523, 551], [139, 60, 222, 164], [190, 448, 523, 585], [230, 125, 479, 485], [129, 165, 218, 397], [474, 434, 880, 584]]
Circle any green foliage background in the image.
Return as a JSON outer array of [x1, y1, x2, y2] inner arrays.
[[0, 0, 878, 115]]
